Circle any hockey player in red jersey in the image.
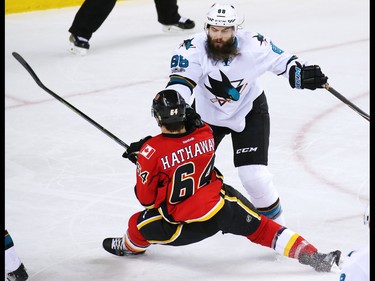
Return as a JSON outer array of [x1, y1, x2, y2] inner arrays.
[[103, 89, 341, 273]]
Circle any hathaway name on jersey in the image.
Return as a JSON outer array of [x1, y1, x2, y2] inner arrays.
[[140, 137, 215, 170]]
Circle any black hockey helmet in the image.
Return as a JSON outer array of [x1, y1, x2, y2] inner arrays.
[[151, 89, 186, 126]]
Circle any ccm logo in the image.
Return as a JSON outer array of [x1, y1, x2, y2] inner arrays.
[[236, 147, 258, 154]]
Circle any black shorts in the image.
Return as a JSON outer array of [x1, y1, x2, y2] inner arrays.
[[209, 92, 270, 167], [137, 184, 261, 246]]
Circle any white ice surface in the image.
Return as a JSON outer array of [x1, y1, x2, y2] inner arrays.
[[5, 0, 369, 280]]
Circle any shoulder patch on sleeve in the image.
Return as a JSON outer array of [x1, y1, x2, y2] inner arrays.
[[270, 41, 284, 54], [252, 33, 268, 46], [140, 144, 156, 159], [179, 38, 195, 50]]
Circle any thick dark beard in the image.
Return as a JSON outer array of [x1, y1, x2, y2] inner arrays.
[[206, 36, 239, 61]]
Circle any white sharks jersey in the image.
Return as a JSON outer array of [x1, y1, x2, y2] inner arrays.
[[340, 246, 369, 281], [166, 30, 305, 132]]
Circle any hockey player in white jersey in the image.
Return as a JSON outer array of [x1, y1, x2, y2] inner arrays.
[[5, 229, 28, 281], [164, 3, 329, 225], [339, 205, 370, 281]]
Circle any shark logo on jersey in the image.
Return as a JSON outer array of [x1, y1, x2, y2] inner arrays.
[[253, 33, 268, 46], [179, 38, 195, 50], [205, 70, 245, 106]]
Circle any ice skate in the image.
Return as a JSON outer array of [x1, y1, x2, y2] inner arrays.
[[298, 250, 341, 272], [103, 237, 145, 256], [68, 34, 90, 55], [162, 17, 195, 33], [6, 263, 28, 281]]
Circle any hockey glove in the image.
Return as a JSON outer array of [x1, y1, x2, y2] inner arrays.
[[122, 136, 152, 164], [289, 61, 328, 90], [185, 104, 204, 130]]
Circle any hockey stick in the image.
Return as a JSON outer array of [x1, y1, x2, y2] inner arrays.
[[12, 51, 130, 149], [324, 83, 370, 122]]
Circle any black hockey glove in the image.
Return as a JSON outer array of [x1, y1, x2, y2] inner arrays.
[[122, 136, 152, 164], [289, 61, 328, 90], [185, 104, 203, 130]]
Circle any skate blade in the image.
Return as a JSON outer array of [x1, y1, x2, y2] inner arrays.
[[68, 43, 88, 56], [161, 25, 196, 35]]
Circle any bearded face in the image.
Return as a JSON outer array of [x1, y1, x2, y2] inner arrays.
[[206, 26, 239, 61]]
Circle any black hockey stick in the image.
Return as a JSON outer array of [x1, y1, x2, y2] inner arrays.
[[12, 51, 130, 149], [324, 83, 370, 122]]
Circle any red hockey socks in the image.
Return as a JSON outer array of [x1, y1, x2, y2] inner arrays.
[[246, 215, 317, 259], [125, 212, 150, 253]]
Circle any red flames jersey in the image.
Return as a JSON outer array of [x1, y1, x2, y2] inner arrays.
[[134, 123, 224, 223]]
